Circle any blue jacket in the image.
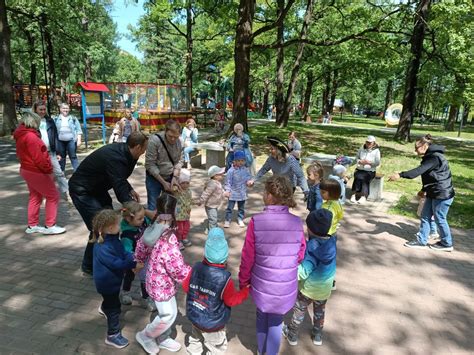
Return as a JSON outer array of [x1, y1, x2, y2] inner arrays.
[[224, 165, 252, 201], [298, 235, 337, 301], [54, 115, 83, 142], [186, 262, 231, 331], [307, 183, 323, 212], [93, 234, 136, 295]]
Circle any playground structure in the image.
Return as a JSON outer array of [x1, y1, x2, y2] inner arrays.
[[100, 82, 192, 130], [385, 103, 403, 126]]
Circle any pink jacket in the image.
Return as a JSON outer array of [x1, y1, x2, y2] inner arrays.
[[198, 178, 223, 208], [135, 228, 191, 302]]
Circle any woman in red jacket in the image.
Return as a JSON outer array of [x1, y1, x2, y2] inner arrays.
[[14, 112, 65, 235]]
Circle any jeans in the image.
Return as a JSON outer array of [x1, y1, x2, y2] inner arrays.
[[70, 191, 113, 273], [146, 173, 171, 210], [187, 325, 228, 355], [183, 146, 196, 163], [225, 200, 245, 222], [57, 139, 79, 172], [205, 207, 218, 230], [418, 197, 454, 246], [20, 168, 59, 227], [353, 169, 375, 198], [143, 296, 177, 340], [287, 291, 327, 340], [49, 152, 69, 193], [100, 292, 121, 335], [256, 309, 284, 355]]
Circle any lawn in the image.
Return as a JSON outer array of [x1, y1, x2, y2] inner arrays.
[[246, 120, 474, 229]]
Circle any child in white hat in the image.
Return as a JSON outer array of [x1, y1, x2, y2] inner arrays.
[[196, 166, 225, 230], [328, 164, 348, 204], [175, 169, 193, 250]]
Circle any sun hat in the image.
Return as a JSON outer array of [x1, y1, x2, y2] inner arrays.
[[267, 136, 290, 154], [205, 227, 228, 264], [366, 135, 376, 143], [333, 164, 347, 176], [233, 151, 246, 161], [208, 165, 225, 178], [179, 168, 191, 183], [306, 209, 333, 237]]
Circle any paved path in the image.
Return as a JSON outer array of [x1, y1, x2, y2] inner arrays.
[[0, 132, 473, 354]]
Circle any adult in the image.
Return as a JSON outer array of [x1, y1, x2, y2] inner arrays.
[[33, 101, 69, 198], [389, 134, 455, 252], [350, 135, 381, 204], [181, 118, 198, 169], [14, 112, 65, 235], [225, 123, 253, 171], [69, 131, 148, 275], [109, 109, 140, 143], [287, 131, 302, 161], [145, 119, 184, 210], [249, 136, 309, 195], [54, 103, 83, 172]]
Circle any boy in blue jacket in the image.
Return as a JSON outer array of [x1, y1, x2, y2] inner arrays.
[[283, 209, 336, 347]]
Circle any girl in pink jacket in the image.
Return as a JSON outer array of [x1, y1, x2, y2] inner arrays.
[[135, 193, 191, 354]]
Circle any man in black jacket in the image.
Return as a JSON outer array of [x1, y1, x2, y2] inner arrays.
[[69, 131, 148, 275]]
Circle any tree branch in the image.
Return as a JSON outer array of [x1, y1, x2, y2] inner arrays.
[[167, 19, 187, 38], [252, 0, 297, 39]]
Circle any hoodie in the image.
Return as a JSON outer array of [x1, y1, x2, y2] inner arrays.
[[13, 124, 53, 174], [400, 144, 455, 200], [298, 235, 337, 301]]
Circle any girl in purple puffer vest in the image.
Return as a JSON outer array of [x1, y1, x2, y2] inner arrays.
[[239, 175, 306, 355]]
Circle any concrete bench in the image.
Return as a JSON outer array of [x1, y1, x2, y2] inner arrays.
[[189, 150, 202, 168], [368, 173, 384, 201], [194, 142, 226, 170]]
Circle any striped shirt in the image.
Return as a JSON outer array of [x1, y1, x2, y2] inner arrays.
[[255, 155, 309, 193], [224, 165, 252, 201]]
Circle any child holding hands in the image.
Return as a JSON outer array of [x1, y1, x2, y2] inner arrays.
[[134, 193, 191, 354], [239, 175, 306, 355], [306, 162, 324, 212], [175, 168, 193, 249], [224, 150, 252, 228], [92, 209, 143, 349], [196, 165, 225, 230], [183, 227, 250, 354]]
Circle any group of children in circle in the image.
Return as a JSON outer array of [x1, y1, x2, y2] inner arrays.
[[91, 134, 346, 354]]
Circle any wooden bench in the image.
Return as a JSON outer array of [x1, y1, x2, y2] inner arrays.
[[368, 173, 384, 201]]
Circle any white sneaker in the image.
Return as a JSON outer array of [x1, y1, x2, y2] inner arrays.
[[120, 291, 132, 305], [159, 338, 181, 352], [358, 196, 367, 204], [238, 219, 245, 227], [136, 330, 160, 354], [146, 298, 157, 312], [42, 225, 66, 235], [25, 225, 46, 234], [350, 194, 357, 203], [224, 221, 230, 228]]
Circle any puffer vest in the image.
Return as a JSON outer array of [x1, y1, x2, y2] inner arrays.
[[186, 262, 231, 331], [251, 205, 304, 314], [422, 151, 455, 200]]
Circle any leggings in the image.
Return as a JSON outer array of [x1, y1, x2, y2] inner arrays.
[[256, 309, 284, 355]]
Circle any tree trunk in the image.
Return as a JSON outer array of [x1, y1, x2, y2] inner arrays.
[[383, 80, 393, 119], [41, 15, 58, 107], [321, 72, 331, 114], [22, 28, 37, 88], [59, 47, 68, 102], [395, 0, 431, 141], [301, 70, 314, 122], [185, 1, 193, 110], [274, 0, 285, 125], [231, 0, 255, 131], [445, 104, 458, 131], [262, 78, 270, 115], [329, 69, 338, 114], [462, 102, 470, 125], [0, 0, 17, 135], [280, 0, 314, 127]]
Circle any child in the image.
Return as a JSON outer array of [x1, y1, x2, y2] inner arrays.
[[135, 193, 191, 354], [283, 209, 336, 347], [175, 169, 193, 249], [306, 162, 324, 212], [328, 164, 348, 204], [320, 179, 344, 291], [239, 175, 306, 355], [119, 201, 156, 312], [224, 150, 252, 228], [183, 227, 250, 354], [196, 165, 225, 231], [92, 209, 142, 349]]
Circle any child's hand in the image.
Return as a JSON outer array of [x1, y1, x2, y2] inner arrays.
[[224, 191, 230, 198], [247, 180, 254, 187], [417, 190, 426, 198], [133, 262, 145, 273], [193, 198, 202, 206]]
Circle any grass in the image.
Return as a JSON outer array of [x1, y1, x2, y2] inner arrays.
[[246, 120, 474, 229]]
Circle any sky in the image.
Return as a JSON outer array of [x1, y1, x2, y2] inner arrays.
[[109, 0, 145, 60]]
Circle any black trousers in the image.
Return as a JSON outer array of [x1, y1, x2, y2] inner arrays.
[[101, 292, 121, 335], [122, 269, 149, 298], [352, 170, 375, 198], [70, 191, 113, 273]]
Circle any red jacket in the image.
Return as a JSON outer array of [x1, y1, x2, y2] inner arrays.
[[13, 124, 52, 174]]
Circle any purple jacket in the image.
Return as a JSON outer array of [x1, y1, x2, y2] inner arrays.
[[239, 205, 306, 314]]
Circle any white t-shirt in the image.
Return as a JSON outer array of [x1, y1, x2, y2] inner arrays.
[[58, 116, 74, 141], [39, 119, 50, 151]]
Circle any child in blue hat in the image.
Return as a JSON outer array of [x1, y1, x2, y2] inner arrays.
[[182, 227, 250, 354], [223, 150, 253, 228]]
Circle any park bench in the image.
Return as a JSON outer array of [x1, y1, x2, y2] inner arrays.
[[368, 173, 384, 201], [191, 142, 226, 170]]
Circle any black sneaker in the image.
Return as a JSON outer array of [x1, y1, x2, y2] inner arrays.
[[429, 241, 453, 252], [312, 330, 323, 346], [404, 240, 427, 249], [282, 324, 298, 346]]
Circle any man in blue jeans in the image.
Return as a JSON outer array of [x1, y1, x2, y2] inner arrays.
[[144, 119, 184, 210], [69, 131, 148, 275]]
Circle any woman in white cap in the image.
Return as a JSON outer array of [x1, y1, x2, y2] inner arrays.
[[350, 135, 381, 204]]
